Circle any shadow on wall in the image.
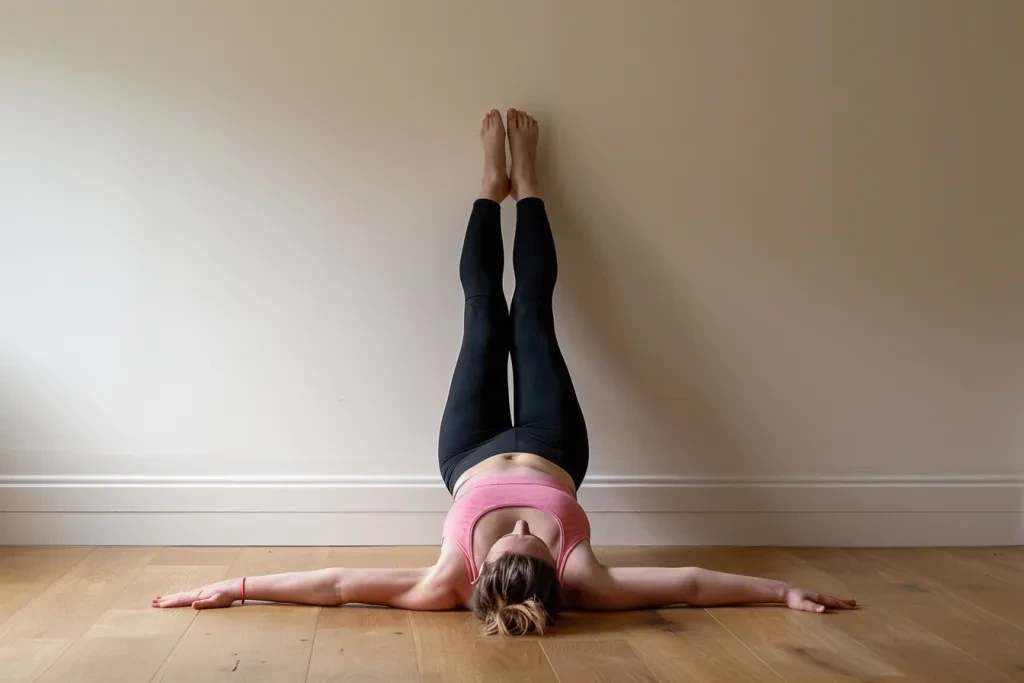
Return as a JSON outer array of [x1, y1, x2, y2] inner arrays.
[[535, 125, 752, 481], [534, 125, 1024, 544]]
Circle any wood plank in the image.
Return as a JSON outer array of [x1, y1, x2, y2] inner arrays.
[[152, 548, 329, 683], [410, 611, 557, 682], [0, 548, 156, 683], [149, 547, 241, 567], [549, 608, 781, 682], [705, 604, 901, 682], [794, 548, 1024, 682], [227, 547, 334, 577], [870, 548, 1024, 630], [634, 609, 783, 683], [37, 564, 230, 683], [931, 547, 1024, 586], [307, 607, 419, 683], [329, 546, 440, 568], [665, 548, 890, 683], [946, 546, 1024, 574], [0, 547, 93, 627], [553, 610, 682, 641], [593, 547, 713, 569], [701, 548, 1010, 682], [541, 639, 659, 683], [1, 546, 1022, 682], [154, 605, 319, 683]]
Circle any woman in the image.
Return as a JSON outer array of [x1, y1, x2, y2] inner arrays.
[[153, 109, 856, 636]]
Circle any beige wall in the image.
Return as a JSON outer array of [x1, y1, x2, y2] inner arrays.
[[1, 0, 1021, 497]]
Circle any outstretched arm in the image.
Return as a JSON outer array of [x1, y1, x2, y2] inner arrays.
[[574, 565, 856, 613], [152, 567, 456, 611]]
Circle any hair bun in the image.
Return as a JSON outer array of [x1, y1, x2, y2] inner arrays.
[[496, 599, 547, 636]]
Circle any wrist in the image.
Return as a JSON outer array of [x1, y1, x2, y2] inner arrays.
[[227, 577, 245, 601], [776, 582, 793, 603]]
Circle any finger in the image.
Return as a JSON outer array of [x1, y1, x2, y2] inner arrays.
[[822, 595, 857, 609], [157, 592, 196, 608], [799, 599, 826, 613], [192, 598, 219, 610]]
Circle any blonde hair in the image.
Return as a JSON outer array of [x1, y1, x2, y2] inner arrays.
[[470, 553, 560, 636]]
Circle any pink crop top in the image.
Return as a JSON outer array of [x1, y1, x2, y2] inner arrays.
[[442, 475, 591, 583]]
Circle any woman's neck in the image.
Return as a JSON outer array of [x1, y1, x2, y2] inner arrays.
[[470, 507, 563, 569]]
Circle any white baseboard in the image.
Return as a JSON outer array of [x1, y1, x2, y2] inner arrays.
[[1, 474, 1021, 545]]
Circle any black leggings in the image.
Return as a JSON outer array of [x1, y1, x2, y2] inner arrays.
[[438, 198, 589, 494]]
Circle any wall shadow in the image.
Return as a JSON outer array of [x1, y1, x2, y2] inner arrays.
[[535, 121, 755, 483]]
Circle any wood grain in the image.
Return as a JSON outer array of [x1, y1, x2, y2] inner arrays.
[[149, 548, 241, 567], [307, 607, 419, 683], [541, 639, 659, 682], [870, 548, 1024, 630], [411, 611, 558, 682], [550, 609, 782, 682], [0, 547, 92, 627], [226, 547, 334, 576], [946, 546, 1024, 574], [0, 548, 155, 683], [37, 565, 231, 683], [635, 609, 784, 683], [2, 546, 1022, 683], [329, 546, 440, 569], [155, 605, 319, 683], [794, 548, 1024, 681], [701, 548, 1014, 682]]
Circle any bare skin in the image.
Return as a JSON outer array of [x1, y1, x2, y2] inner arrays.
[[484, 519, 555, 565], [153, 109, 857, 619], [507, 108, 539, 200], [479, 109, 509, 202]]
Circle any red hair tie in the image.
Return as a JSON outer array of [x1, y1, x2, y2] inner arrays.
[[240, 577, 247, 605]]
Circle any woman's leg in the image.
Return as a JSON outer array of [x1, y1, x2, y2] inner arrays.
[[438, 112, 513, 487], [506, 110, 589, 486]]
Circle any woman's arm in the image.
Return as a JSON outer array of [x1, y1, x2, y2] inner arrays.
[[574, 565, 856, 612], [152, 567, 457, 611]]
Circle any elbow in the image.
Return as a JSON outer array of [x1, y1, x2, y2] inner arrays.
[[331, 569, 349, 606], [677, 567, 703, 605]]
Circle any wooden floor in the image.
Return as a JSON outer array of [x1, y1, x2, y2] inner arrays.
[[1, 547, 1023, 682]]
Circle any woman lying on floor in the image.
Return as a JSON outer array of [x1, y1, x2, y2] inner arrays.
[[154, 109, 856, 636]]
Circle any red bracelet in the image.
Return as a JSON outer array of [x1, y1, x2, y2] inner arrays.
[[240, 577, 247, 605]]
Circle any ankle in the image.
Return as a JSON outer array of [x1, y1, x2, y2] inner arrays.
[[479, 180, 508, 203], [511, 176, 539, 200]]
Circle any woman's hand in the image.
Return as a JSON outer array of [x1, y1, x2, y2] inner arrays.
[[152, 579, 241, 610], [785, 586, 857, 613]]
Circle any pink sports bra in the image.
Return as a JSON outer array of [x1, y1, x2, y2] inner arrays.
[[442, 475, 591, 583]]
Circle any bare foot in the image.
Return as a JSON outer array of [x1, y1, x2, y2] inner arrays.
[[507, 109, 539, 200], [479, 110, 510, 202]]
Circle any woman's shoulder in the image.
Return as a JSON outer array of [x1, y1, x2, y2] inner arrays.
[[433, 537, 475, 605], [558, 540, 601, 585], [557, 540, 605, 607]]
